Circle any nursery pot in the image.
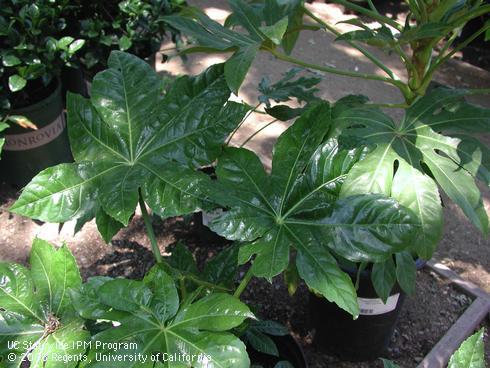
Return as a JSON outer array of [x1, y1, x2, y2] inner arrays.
[[61, 66, 88, 100], [248, 334, 308, 368], [309, 265, 408, 361], [0, 79, 72, 187]]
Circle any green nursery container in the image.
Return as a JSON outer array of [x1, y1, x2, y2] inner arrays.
[[0, 80, 73, 187]]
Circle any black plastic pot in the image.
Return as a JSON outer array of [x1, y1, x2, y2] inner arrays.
[[0, 79, 72, 187], [248, 334, 308, 368], [309, 261, 425, 361], [61, 66, 89, 100]]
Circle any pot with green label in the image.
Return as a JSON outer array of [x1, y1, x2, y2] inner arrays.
[[0, 79, 72, 187]]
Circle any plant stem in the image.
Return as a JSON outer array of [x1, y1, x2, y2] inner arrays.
[[302, 6, 397, 80], [267, 46, 413, 103], [463, 88, 490, 96], [367, 102, 409, 109], [240, 119, 278, 147], [234, 267, 255, 298], [184, 274, 231, 292], [421, 25, 490, 91], [226, 103, 261, 145], [138, 189, 163, 264], [329, 0, 403, 31], [179, 278, 187, 300], [434, 25, 489, 70], [267, 47, 398, 86]]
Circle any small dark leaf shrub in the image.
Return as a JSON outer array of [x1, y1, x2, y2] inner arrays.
[[66, 0, 187, 74], [0, 0, 84, 113]]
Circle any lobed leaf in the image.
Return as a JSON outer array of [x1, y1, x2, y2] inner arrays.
[[11, 51, 247, 241]]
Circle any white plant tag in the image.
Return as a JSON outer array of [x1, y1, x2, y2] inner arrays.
[[358, 293, 400, 316]]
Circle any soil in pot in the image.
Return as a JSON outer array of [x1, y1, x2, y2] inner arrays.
[[309, 264, 414, 362], [0, 78, 73, 187]]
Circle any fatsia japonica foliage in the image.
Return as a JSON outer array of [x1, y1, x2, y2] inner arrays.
[[0, 239, 254, 367], [11, 51, 248, 242], [164, 0, 306, 93], [0, 239, 90, 368], [336, 87, 490, 260], [72, 266, 253, 368], [206, 102, 420, 317]]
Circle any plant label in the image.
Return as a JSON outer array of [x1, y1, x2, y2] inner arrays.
[[358, 294, 400, 315]]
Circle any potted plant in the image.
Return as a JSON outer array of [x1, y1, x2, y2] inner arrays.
[[163, 0, 490, 359], [66, 0, 186, 88], [6, 0, 490, 362], [8, 50, 422, 365], [0, 0, 85, 186]]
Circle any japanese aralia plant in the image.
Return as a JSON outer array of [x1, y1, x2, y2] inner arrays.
[[163, 0, 490, 301], [3, 0, 490, 365], [5, 50, 418, 366], [161, 0, 490, 359]]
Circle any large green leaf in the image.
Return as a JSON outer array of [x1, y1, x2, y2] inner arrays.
[[448, 328, 485, 368], [74, 266, 253, 368], [0, 239, 89, 368], [164, 0, 305, 92], [11, 51, 247, 241], [208, 103, 419, 317], [338, 87, 490, 260]]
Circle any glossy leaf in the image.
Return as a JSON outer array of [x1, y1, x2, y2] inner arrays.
[[0, 239, 89, 368], [371, 257, 396, 303], [448, 328, 485, 368], [29, 238, 82, 317], [203, 245, 239, 287], [164, 0, 305, 92], [209, 103, 419, 317], [95, 208, 124, 243], [244, 328, 279, 356], [395, 251, 416, 295], [77, 267, 252, 368], [8, 75, 26, 92], [11, 51, 247, 241], [338, 88, 490, 259]]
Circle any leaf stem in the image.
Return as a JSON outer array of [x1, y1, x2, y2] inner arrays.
[[265, 47, 409, 97], [179, 278, 187, 300], [226, 103, 261, 145], [184, 274, 231, 292], [234, 266, 255, 298], [302, 6, 397, 80], [432, 24, 489, 72], [463, 88, 490, 96], [138, 189, 163, 264], [367, 102, 409, 109], [240, 119, 278, 147]]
